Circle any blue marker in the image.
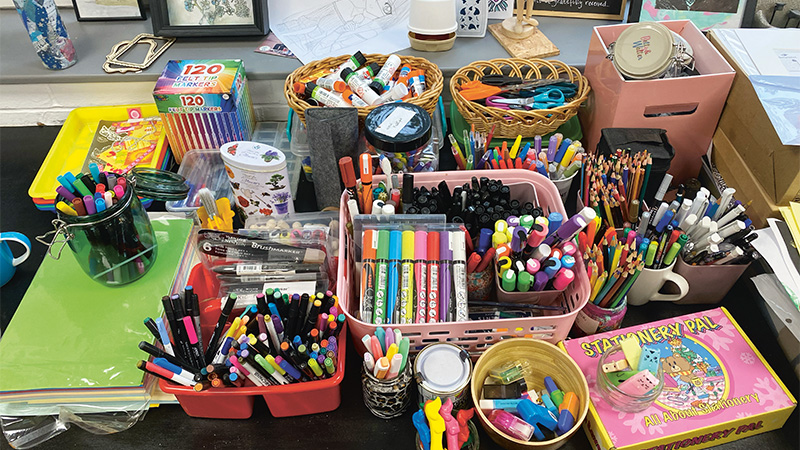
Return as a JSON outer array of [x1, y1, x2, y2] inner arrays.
[[547, 212, 563, 236], [386, 230, 402, 324], [154, 318, 174, 356], [57, 175, 76, 193], [535, 160, 548, 178], [518, 142, 532, 161], [89, 162, 101, 183], [94, 197, 106, 213], [553, 138, 572, 165], [64, 171, 78, 188]]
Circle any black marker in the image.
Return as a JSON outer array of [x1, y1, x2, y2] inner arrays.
[[204, 293, 236, 364]]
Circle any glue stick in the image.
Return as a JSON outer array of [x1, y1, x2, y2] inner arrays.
[[341, 68, 380, 105], [304, 82, 349, 107]]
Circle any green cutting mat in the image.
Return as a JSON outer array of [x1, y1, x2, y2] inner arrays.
[[0, 217, 193, 394]]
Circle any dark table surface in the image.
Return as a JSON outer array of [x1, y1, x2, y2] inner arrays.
[[0, 127, 797, 450]]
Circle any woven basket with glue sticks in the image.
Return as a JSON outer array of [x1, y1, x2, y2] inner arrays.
[[284, 54, 443, 125]]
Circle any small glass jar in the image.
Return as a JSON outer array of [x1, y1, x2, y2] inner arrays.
[[364, 103, 438, 173], [361, 362, 413, 419], [596, 344, 664, 413]]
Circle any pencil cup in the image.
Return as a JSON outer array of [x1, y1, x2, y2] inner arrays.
[[416, 419, 480, 450], [467, 265, 493, 302], [625, 261, 688, 306], [671, 256, 750, 305], [571, 296, 627, 337], [361, 362, 414, 419], [44, 181, 157, 286], [596, 344, 664, 413], [552, 170, 578, 204]]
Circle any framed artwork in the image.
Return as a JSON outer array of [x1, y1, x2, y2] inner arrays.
[[72, 0, 145, 21], [628, 0, 757, 29], [150, 0, 268, 37]]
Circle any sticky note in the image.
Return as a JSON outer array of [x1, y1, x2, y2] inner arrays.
[[620, 338, 642, 371]]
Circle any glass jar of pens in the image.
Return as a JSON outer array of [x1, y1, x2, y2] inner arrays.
[[449, 129, 582, 204], [361, 327, 413, 419], [40, 166, 188, 286]]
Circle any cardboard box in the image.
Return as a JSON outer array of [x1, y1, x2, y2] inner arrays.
[[561, 307, 796, 450], [580, 20, 735, 185], [707, 31, 800, 205], [153, 60, 256, 164], [712, 127, 780, 229]]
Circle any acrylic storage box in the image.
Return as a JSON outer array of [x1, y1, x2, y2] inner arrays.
[[165, 149, 233, 214], [158, 263, 347, 419], [252, 121, 302, 197], [337, 170, 591, 358], [579, 20, 735, 184], [29, 104, 170, 212]]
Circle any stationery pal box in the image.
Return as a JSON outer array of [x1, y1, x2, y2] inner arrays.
[[153, 59, 256, 164], [560, 307, 796, 450], [579, 20, 734, 185]]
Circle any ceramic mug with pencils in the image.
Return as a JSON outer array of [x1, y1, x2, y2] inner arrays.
[[625, 261, 689, 306]]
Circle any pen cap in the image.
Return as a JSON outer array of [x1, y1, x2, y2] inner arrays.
[[655, 174, 673, 202], [402, 230, 415, 259], [362, 229, 378, 260], [415, 230, 427, 260], [402, 173, 415, 205], [478, 228, 493, 254], [440, 230, 452, 259], [553, 269, 575, 290], [376, 230, 390, 259], [451, 231, 466, 261], [338, 157, 356, 188], [427, 231, 440, 260], [359, 153, 373, 184]]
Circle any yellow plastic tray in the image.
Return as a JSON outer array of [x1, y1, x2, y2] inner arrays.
[[29, 104, 168, 207]]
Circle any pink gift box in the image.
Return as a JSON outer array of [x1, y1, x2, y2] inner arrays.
[[579, 20, 735, 184]]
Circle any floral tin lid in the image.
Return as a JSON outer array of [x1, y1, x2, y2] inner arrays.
[[220, 141, 286, 172]]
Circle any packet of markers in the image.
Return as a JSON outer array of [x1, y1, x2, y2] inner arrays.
[[580, 150, 757, 308], [137, 287, 344, 390], [292, 52, 427, 108], [448, 129, 583, 181]]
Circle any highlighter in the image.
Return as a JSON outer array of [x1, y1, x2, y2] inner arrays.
[[400, 230, 415, 323], [386, 230, 402, 323]]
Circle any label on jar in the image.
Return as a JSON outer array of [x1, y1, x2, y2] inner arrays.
[[375, 107, 416, 138]]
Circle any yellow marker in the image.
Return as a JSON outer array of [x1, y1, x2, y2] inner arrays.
[[401, 230, 415, 323], [494, 220, 508, 235], [225, 317, 241, 340], [492, 231, 508, 247], [265, 355, 287, 375], [386, 343, 398, 362], [620, 337, 642, 371], [56, 201, 77, 216], [425, 397, 446, 450], [497, 256, 512, 274], [560, 144, 577, 168], [509, 135, 523, 159]]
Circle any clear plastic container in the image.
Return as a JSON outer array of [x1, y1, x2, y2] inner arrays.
[[251, 121, 301, 196], [595, 344, 664, 413], [364, 103, 438, 173], [53, 180, 157, 286], [165, 149, 233, 214]]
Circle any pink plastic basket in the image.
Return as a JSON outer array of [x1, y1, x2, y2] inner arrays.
[[337, 170, 590, 358]]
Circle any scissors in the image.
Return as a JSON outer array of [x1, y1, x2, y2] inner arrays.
[[460, 78, 578, 101], [486, 89, 566, 110]]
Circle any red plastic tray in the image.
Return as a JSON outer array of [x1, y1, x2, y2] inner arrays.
[[158, 263, 347, 418]]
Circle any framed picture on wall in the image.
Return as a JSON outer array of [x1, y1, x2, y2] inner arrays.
[[150, 0, 268, 37], [628, 0, 757, 29], [72, 0, 145, 21]]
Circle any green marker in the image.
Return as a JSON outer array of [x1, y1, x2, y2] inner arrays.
[[501, 269, 517, 292], [517, 271, 532, 292], [71, 177, 92, 197], [324, 357, 336, 375], [374, 230, 391, 324], [662, 242, 683, 267], [645, 241, 658, 267], [398, 337, 410, 372], [520, 215, 534, 232]]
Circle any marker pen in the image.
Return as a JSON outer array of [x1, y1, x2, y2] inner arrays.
[[360, 229, 377, 324], [341, 68, 380, 105], [439, 231, 453, 322], [373, 230, 390, 324], [414, 230, 428, 324], [386, 230, 402, 324], [138, 361, 195, 387], [427, 232, 440, 323], [451, 231, 468, 322], [276, 356, 305, 382], [154, 317, 175, 357], [400, 230, 415, 324], [254, 354, 289, 384]]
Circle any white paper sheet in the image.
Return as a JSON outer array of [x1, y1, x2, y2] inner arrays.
[[752, 223, 800, 311], [268, 0, 411, 65]]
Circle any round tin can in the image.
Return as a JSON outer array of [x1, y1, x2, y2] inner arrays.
[[220, 141, 294, 220], [414, 342, 473, 409], [609, 22, 694, 80]]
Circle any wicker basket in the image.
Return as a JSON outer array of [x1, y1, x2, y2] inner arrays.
[[284, 54, 443, 125], [450, 58, 590, 138]]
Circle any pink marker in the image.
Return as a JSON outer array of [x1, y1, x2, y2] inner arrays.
[[415, 230, 428, 324], [229, 357, 250, 376], [553, 269, 575, 290], [526, 258, 540, 274], [114, 185, 124, 200], [560, 241, 577, 257], [439, 398, 461, 450], [626, 229, 637, 247]]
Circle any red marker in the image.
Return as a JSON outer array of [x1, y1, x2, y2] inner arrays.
[[467, 253, 481, 273], [475, 247, 495, 272]]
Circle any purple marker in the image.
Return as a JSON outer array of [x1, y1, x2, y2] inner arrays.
[[533, 272, 549, 291], [542, 214, 588, 248], [534, 135, 542, 155], [271, 314, 284, 340], [83, 195, 96, 215], [511, 226, 527, 253], [547, 135, 559, 162], [275, 356, 303, 381], [439, 231, 453, 322], [56, 186, 77, 202]]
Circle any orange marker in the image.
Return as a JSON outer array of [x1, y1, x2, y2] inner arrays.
[[359, 153, 373, 214]]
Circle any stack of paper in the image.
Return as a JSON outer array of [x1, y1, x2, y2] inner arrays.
[[0, 216, 194, 416]]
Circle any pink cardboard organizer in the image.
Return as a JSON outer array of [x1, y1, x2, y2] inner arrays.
[[579, 20, 735, 184], [337, 170, 591, 358]]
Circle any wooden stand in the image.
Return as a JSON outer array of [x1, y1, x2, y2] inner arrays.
[[489, 23, 560, 59]]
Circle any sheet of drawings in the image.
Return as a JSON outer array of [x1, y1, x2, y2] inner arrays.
[[268, 0, 411, 64]]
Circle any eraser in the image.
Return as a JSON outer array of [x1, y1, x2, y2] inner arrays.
[[638, 346, 661, 375], [618, 370, 659, 396], [602, 359, 629, 373], [606, 370, 636, 386], [620, 338, 642, 371]]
